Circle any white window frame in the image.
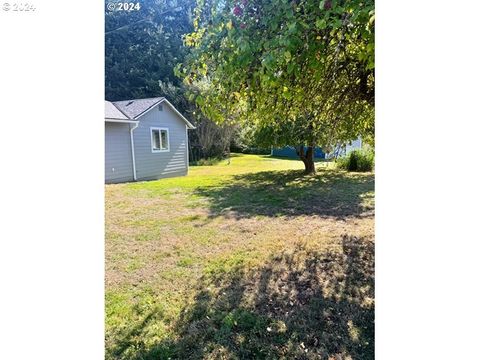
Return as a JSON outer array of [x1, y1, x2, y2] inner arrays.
[[150, 127, 170, 153]]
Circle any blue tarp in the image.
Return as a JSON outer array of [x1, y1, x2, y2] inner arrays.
[[271, 146, 325, 159]]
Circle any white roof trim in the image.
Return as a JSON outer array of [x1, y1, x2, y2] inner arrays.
[[105, 118, 139, 124], [133, 98, 196, 129]]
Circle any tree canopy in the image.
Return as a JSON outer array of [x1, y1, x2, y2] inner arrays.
[[105, 0, 195, 102], [178, 0, 375, 172]]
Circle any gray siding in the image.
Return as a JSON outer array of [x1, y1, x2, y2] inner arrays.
[[105, 122, 134, 183], [133, 104, 188, 180]]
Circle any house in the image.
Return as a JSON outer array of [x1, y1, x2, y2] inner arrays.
[[325, 138, 363, 159], [105, 97, 195, 183], [272, 138, 362, 160]]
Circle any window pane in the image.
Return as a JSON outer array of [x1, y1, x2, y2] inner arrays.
[[161, 130, 168, 149], [152, 130, 160, 149]]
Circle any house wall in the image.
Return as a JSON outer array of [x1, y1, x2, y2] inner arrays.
[[133, 104, 188, 180], [105, 122, 134, 183], [325, 137, 363, 159], [345, 138, 362, 154]]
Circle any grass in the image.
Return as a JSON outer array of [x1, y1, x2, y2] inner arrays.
[[106, 154, 374, 359]]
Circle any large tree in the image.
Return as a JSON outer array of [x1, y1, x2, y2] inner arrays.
[[178, 0, 374, 173]]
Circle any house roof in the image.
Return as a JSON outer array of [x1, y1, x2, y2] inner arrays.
[[105, 97, 195, 129], [112, 97, 166, 120], [105, 100, 129, 120]]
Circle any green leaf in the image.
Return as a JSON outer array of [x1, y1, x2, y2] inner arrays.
[[287, 63, 295, 74], [315, 19, 327, 29], [284, 50, 292, 63], [333, 19, 342, 29]]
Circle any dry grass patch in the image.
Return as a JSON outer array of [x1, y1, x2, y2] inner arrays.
[[105, 154, 374, 360]]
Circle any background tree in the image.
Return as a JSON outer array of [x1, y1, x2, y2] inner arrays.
[[105, 0, 234, 161], [105, 0, 195, 101], [178, 0, 375, 173], [159, 80, 236, 160]]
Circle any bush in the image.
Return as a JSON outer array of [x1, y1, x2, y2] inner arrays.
[[230, 144, 271, 155], [240, 147, 271, 155], [195, 157, 223, 166], [336, 149, 374, 172]]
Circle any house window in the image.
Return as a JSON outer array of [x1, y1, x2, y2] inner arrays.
[[158, 104, 163, 111], [151, 128, 169, 152]]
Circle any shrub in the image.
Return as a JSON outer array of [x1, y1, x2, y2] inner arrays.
[[230, 144, 271, 155], [336, 149, 374, 172], [240, 147, 271, 155], [195, 157, 223, 166]]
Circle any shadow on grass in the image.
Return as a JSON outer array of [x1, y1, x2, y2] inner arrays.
[[194, 169, 374, 219], [108, 235, 374, 360]]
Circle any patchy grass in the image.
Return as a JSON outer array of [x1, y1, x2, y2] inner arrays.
[[106, 154, 374, 359]]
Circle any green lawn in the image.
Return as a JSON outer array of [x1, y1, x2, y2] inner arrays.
[[106, 154, 374, 359]]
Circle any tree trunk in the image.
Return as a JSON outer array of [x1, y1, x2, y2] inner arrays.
[[297, 145, 316, 174]]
